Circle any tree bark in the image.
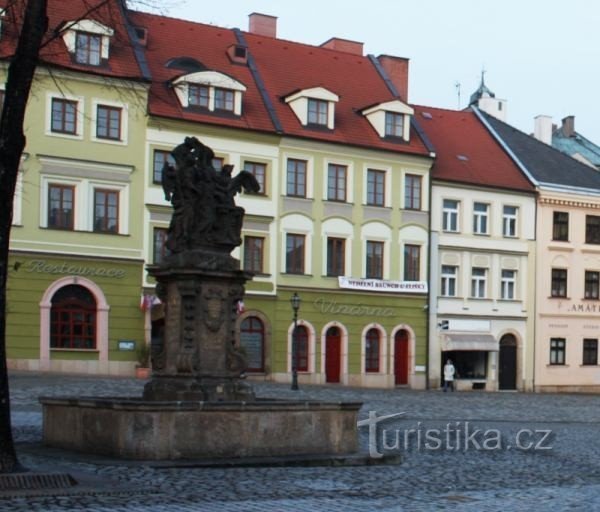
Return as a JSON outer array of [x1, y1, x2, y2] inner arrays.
[[0, 0, 48, 473]]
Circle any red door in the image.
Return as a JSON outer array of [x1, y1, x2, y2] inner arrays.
[[394, 330, 409, 385], [325, 327, 341, 383]]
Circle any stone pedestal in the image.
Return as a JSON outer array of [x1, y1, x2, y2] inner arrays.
[[144, 260, 255, 402]]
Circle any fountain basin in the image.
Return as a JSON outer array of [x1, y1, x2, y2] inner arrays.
[[40, 397, 362, 460]]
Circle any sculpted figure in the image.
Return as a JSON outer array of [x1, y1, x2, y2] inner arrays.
[[160, 137, 260, 256]]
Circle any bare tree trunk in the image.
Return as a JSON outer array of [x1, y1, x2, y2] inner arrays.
[[0, 0, 48, 473]]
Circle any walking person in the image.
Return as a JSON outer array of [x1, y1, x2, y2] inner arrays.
[[443, 359, 455, 392]]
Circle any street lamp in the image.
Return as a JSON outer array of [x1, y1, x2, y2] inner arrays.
[[290, 292, 301, 390]]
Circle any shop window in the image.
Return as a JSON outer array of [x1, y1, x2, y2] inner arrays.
[[50, 285, 96, 349], [240, 316, 265, 372], [295, 325, 309, 372], [443, 351, 488, 379], [365, 328, 380, 372]]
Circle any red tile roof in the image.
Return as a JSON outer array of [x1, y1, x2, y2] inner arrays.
[[413, 105, 535, 192], [0, 0, 145, 80], [128, 10, 431, 156]]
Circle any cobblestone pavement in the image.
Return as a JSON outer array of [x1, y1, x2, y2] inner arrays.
[[5, 371, 600, 511]]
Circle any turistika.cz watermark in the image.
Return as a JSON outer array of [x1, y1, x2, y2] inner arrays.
[[358, 411, 554, 458]]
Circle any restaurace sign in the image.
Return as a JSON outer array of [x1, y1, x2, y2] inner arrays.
[[24, 260, 126, 279]]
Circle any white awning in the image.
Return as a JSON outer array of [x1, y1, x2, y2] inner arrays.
[[441, 334, 498, 352]]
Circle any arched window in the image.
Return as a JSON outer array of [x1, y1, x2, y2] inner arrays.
[[295, 325, 309, 372], [50, 285, 96, 349], [365, 328, 380, 372], [240, 316, 265, 372]]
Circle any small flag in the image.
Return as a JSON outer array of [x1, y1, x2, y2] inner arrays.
[[236, 300, 245, 315]]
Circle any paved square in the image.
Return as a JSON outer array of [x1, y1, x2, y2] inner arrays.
[[6, 371, 600, 511]]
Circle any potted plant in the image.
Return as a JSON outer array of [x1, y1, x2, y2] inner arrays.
[[135, 342, 151, 379]]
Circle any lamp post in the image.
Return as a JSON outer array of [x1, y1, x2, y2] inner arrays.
[[290, 292, 301, 391]]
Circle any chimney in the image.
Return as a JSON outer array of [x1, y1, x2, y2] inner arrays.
[[248, 13, 277, 38], [320, 37, 363, 56], [534, 115, 553, 145], [562, 115, 575, 137], [376, 55, 409, 101]]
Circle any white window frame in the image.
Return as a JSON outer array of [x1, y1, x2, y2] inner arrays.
[[471, 267, 487, 299], [503, 205, 518, 237], [473, 202, 489, 235], [441, 265, 457, 297], [501, 269, 516, 300], [442, 199, 460, 232]]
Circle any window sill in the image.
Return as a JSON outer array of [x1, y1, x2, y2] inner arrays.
[[41, 226, 129, 237], [442, 230, 460, 234], [546, 364, 569, 368], [548, 296, 570, 300], [473, 232, 490, 237], [282, 272, 312, 277], [580, 364, 599, 367]]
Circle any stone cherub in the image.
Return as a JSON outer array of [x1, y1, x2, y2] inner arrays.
[[161, 137, 260, 255]]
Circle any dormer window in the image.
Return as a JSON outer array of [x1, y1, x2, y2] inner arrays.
[[215, 88, 234, 112], [61, 19, 114, 67], [308, 99, 328, 126], [75, 32, 101, 65], [173, 71, 246, 116], [189, 84, 209, 108], [363, 100, 413, 141], [285, 87, 338, 130], [385, 112, 404, 138]]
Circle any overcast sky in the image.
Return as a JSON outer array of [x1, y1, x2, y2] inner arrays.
[[149, 0, 600, 143]]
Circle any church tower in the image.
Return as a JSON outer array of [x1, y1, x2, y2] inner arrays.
[[469, 71, 507, 121]]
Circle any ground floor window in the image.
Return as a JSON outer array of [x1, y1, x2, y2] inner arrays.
[[365, 328, 381, 372], [294, 325, 309, 372], [442, 351, 488, 379], [50, 284, 96, 349], [240, 316, 265, 372]]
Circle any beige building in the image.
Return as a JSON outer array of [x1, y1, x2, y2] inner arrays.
[[480, 108, 600, 392]]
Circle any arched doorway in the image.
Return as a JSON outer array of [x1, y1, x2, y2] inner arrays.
[[394, 329, 409, 385], [50, 285, 96, 349], [498, 334, 517, 390], [240, 316, 265, 372], [325, 326, 341, 383]]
